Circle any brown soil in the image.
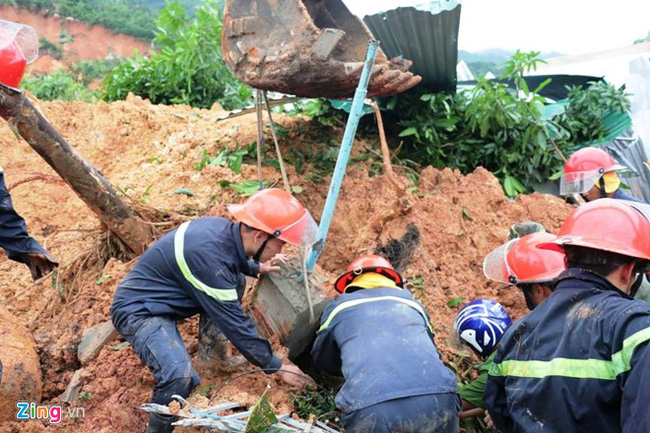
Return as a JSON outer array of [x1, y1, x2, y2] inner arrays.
[[1, 5, 151, 75], [0, 93, 573, 432]]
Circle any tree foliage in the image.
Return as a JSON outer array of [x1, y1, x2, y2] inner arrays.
[[22, 68, 98, 102], [101, 0, 252, 110], [383, 52, 629, 196], [2, 0, 158, 40]]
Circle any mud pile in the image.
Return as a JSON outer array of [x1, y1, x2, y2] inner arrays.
[[0, 94, 573, 432]]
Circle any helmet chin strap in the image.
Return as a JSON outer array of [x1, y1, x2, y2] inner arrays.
[[253, 235, 271, 262], [599, 175, 607, 199]]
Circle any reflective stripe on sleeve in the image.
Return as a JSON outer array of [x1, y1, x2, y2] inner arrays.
[[490, 327, 650, 380], [174, 221, 239, 302], [319, 295, 434, 333]]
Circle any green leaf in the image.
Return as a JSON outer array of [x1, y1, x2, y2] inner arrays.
[[461, 208, 473, 221], [109, 342, 130, 351], [230, 180, 268, 196], [244, 385, 277, 432], [96, 275, 111, 285], [173, 188, 196, 196], [399, 127, 418, 137], [291, 185, 304, 194], [447, 297, 466, 307]]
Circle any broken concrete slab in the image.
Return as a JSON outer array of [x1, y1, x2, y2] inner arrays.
[[61, 368, 84, 404], [78, 321, 118, 365], [247, 258, 331, 364]]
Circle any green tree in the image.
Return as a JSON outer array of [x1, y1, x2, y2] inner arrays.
[[101, 0, 251, 110]]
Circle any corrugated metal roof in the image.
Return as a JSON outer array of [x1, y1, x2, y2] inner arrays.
[[363, 0, 461, 92]]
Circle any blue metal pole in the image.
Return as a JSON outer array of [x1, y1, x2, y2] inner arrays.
[[306, 40, 379, 271]]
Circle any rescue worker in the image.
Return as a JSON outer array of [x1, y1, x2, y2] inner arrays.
[[483, 232, 566, 311], [110, 188, 319, 433], [0, 167, 58, 280], [454, 300, 511, 418], [311, 255, 460, 433], [485, 199, 650, 433], [560, 146, 646, 203]]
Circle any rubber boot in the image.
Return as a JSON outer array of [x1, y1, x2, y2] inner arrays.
[[146, 413, 175, 433], [196, 314, 247, 375]]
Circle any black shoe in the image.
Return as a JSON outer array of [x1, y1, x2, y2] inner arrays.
[[146, 413, 176, 433]]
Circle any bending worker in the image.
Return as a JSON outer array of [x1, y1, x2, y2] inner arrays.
[[483, 231, 565, 311], [111, 189, 318, 433], [485, 199, 650, 432], [454, 299, 511, 419], [0, 166, 58, 280], [312, 255, 459, 433]]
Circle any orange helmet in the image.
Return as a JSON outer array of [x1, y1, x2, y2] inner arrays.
[[0, 21, 38, 89], [334, 254, 404, 293], [483, 232, 566, 285], [541, 199, 650, 261], [560, 147, 626, 195], [227, 188, 319, 247]]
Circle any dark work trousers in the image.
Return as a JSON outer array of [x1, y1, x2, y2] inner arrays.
[[340, 392, 461, 433], [116, 315, 200, 406]]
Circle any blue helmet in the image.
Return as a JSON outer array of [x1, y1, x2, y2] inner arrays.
[[453, 299, 512, 358]]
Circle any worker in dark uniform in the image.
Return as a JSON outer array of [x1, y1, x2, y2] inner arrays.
[[312, 255, 460, 433], [0, 166, 58, 280], [485, 199, 650, 433], [111, 188, 319, 433], [560, 146, 646, 204], [483, 231, 565, 311]]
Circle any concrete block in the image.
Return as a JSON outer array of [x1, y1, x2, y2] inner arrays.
[[312, 28, 345, 60], [248, 258, 331, 362], [77, 321, 117, 365]]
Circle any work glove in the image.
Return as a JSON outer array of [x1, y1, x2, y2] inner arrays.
[[25, 252, 58, 281]]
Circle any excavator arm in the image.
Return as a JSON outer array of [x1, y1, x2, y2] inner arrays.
[[222, 0, 421, 98]]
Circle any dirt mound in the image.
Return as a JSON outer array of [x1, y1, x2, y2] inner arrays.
[[0, 94, 573, 431], [0, 306, 42, 422]]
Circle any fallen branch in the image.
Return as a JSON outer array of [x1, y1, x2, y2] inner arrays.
[[0, 85, 157, 255], [371, 101, 405, 195]]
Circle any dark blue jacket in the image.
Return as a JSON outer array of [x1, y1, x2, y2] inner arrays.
[[485, 269, 650, 433], [110, 218, 281, 371], [311, 288, 457, 414], [612, 188, 647, 204], [0, 169, 50, 263]]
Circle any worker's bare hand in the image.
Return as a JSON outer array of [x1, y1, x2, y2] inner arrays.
[[484, 412, 498, 432], [277, 363, 310, 388], [259, 254, 288, 275], [26, 252, 58, 281]]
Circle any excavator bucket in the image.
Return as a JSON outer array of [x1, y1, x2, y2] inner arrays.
[[222, 0, 422, 98]]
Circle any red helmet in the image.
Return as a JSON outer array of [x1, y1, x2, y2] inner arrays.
[[560, 147, 626, 195], [334, 254, 404, 293], [541, 199, 650, 260], [0, 21, 38, 89], [483, 232, 566, 285], [228, 188, 318, 247]]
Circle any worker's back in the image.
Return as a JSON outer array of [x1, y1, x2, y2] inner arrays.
[[485, 269, 650, 433], [312, 287, 457, 413]]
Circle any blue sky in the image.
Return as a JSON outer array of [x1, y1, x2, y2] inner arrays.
[[343, 0, 650, 55]]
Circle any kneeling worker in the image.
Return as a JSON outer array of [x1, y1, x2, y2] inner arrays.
[[312, 255, 460, 433], [111, 189, 318, 433]]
